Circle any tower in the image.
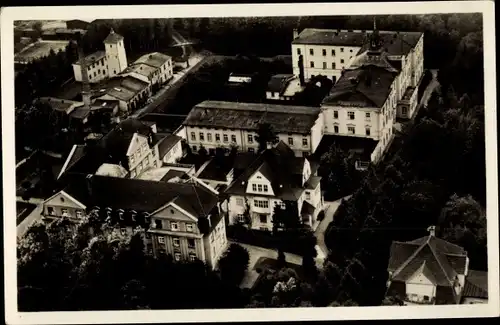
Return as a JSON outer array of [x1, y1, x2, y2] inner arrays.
[[75, 33, 91, 109], [104, 28, 127, 78]]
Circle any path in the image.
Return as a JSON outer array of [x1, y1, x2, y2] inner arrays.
[[129, 54, 207, 119], [314, 195, 352, 259]]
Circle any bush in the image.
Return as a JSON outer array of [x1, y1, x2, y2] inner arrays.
[[218, 243, 250, 286]]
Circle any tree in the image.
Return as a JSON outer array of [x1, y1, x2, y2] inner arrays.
[[218, 243, 250, 286], [255, 123, 279, 153], [277, 249, 286, 269]]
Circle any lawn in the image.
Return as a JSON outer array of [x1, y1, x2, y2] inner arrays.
[[14, 40, 69, 63]]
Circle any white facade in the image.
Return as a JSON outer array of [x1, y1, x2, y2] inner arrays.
[[72, 52, 109, 84], [405, 271, 436, 303], [291, 43, 361, 83], [105, 38, 128, 78], [162, 140, 183, 164], [127, 133, 162, 178]]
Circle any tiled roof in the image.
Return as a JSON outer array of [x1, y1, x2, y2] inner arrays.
[[75, 50, 106, 66], [183, 101, 321, 134], [463, 270, 488, 299], [36, 97, 80, 113], [322, 66, 397, 108], [197, 158, 233, 182], [388, 235, 467, 288], [103, 29, 124, 44], [64, 174, 218, 219], [105, 76, 149, 101], [293, 29, 422, 56], [349, 50, 400, 72], [69, 105, 90, 119], [134, 52, 171, 69], [157, 134, 182, 159], [160, 169, 187, 182], [301, 201, 316, 215], [267, 74, 295, 94], [225, 142, 318, 201]]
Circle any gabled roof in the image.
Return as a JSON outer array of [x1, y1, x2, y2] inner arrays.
[[157, 134, 182, 159], [74, 50, 106, 66], [322, 66, 397, 108], [388, 234, 467, 288], [134, 52, 171, 69], [463, 270, 488, 299], [267, 74, 296, 95], [225, 141, 317, 201], [58, 144, 87, 179], [349, 50, 400, 72], [63, 174, 218, 218], [103, 28, 124, 44]]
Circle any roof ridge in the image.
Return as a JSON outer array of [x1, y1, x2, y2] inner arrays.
[[391, 239, 427, 279], [427, 238, 454, 285]]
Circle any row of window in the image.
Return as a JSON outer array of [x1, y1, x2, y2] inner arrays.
[[251, 183, 269, 193], [157, 236, 196, 249], [309, 60, 347, 69], [155, 248, 197, 262], [154, 219, 195, 232], [254, 199, 269, 208], [333, 110, 371, 120], [298, 47, 353, 56], [332, 124, 371, 136], [87, 58, 106, 71], [47, 207, 83, 218]]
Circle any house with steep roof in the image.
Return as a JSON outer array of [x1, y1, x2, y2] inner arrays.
[[386, 226, 488, 305], [266, 74, 305, 102], [182, 100, 324, 157], [121, 52, 173, 86], [40, 174, 228, 268], [224, 141, 323, 231]]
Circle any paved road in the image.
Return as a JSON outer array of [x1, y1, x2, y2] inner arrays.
[[129, 54, 207, 119]]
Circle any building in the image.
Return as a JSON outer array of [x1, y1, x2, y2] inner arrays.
[[157, 134, 184, 164], [461, 270, 489, 304], [40, 174, 228, 268], [36, 97, 90, 124], [266, 74, 305, 101], [72, 28, 128, 83], [386, 226, 488, 305], [121, 52, 173, 86], [224, 142, 323, 230], [97, 76, 151, 112], [182, 100, 324, 157], [57, 119, 173, 180]]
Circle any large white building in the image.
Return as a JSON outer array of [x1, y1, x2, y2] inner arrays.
[[181, 101, 324, 157], [72, 29, 128, 83], [121, 52, 174, 86]]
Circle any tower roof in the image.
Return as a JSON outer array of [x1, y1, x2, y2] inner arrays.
[[104, 28, 124, 44]]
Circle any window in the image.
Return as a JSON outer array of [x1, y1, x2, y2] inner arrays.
[[248, 134, 253, 143], [340, 48, 344, 52], [322, 62, 327, 69], [187, 238, 195, 249], [348, 126, 356, 134], [207, 133, 212, 142], [260, 214, 267, 223], [331, 49, 336, 56], [322, 49, 327, 56], [333, 110, 338, 119], [237, 215, 245, 223], [365, 112, 371, 120], [252, 184, 257, 191], [61, 209, 68, 216], [254, 200, 269, 208], [155, 219, 162, 229], [288, 137, 294, 146], [186, 223, 194, 232], [158, 236, 165, 244], [236, 198, 244, 206], [189, 253, 197, 261], [98, 69, 101, 74], [48, 207, 55, 215], [310, 61, 314, 68], [192, 145, 197, 152], [257, 184, 263, 192], [340, 59, 345, 64], [348, 111, 355, 120], [309, 48, 314, 55], [306, 191, 311, 200], [199, 132, 204, 141], [174, 253, 181, 261], [423, 296, 429, 301], [263, 185, 268, 192], [190, 132, 196, 141], [231, 135, 237, 143], [171, 222, 179, 231], [402, 106, 408, 115], [365, 128, 371, 136], [215, 134, 221, 142], [334, 125, 339, 133], [173, 238, 180, 247], [297, 48, 301, 55], [302, 138, 308, 147], [223, 134, 229, 142], [332, 62, 336, 69]]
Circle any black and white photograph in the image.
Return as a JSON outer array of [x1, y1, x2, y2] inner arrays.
[[1, 2, 498, 323]]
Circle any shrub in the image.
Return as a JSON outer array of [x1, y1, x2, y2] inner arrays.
[[218, 243, 250, 286]]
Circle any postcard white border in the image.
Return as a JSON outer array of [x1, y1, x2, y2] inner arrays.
[[2, 1, 498, 324]]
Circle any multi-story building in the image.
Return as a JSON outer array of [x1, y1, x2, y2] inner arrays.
[[121, 52, 174, 86], [224, 142, 324, 230], [182, 100, 324, 157], [72, 28, 128, 83], [40, 174, 228, 268], [386, 226, 488, 305], [97, 76, 151, 113]]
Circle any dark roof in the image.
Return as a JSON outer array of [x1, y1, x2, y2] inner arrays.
[[75, 50, 106, 66], [301, 201, 316, 215], [90, 99, 120, 111], [388, 235, 467, 288], [64, 174, 218, 218], [322, 66, 397, 108], [138, 113, 187, 133], [157, 134, 183, 159], [183, 101, 321, 134], [160, 169, 187, 182], [37, 97, 80, 113], [225, 142, 317, 200], [267, 74, 295, 94], [293, 29, 422, 56], [349, 50, 400, 72], [197, 158, 233, 182], [104, 76, 150, 102], [134, 52, 171, 69], [103, 29, 124, 44], [69, 106, 90, 119], [463, 270, 488, 299]]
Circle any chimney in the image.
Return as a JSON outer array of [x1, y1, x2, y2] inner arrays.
[[298, 54, 305, 86], [293, 28, 299, 39], [75, 32, 92, 109], [427, 225, 436, 237]]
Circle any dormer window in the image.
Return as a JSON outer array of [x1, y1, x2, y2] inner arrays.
[[171, 222, 179, 231]]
